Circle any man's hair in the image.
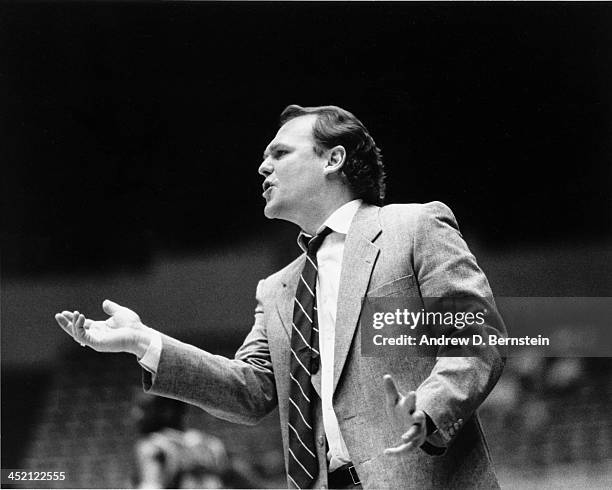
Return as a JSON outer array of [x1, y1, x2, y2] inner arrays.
[[279, 104, 386, 205]]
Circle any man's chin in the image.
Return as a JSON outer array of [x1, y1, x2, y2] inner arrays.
[[263, 202, 291, 223], [263, 202, 279, 219]]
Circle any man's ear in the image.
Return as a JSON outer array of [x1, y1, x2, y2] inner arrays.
[[323, 145, 347, 176]]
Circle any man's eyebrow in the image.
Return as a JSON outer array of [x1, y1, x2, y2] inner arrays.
[[262, 143, 290, 159]]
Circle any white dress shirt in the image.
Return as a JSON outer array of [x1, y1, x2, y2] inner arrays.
[[297, 198, 361, 471], [139, 199, 363, 471]]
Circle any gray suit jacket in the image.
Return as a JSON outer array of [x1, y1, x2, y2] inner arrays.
[[144, 201, 505, 489]]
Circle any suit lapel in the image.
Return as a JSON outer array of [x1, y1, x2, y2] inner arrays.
[[276, 258, 303, 340], [333, 204, 381, 393]]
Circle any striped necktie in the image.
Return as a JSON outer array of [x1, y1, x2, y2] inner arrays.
[[287, 227, 331, 489]]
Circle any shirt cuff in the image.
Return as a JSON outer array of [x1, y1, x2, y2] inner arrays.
[[138, 330, 162, 374]]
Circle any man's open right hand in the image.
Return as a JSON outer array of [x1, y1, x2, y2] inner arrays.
[[55, 299, 153, 357]]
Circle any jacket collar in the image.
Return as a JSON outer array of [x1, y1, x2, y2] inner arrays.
[[296, 199, 363, 252]]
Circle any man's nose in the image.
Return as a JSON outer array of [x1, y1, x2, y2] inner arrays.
[[258, 157, 273, 177]]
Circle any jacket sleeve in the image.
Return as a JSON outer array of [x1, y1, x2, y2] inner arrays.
[[142, 279, 278, 425], [411, 201, 506, 451]]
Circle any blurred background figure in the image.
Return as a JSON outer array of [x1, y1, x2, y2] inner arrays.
[[131, 392, 268, 489]]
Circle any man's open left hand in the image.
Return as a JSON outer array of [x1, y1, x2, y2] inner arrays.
[[55, 299, 151, 356]]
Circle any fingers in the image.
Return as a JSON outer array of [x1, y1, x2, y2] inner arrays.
[[384, 441, 416, 456], [412, 409, 425, 429], [387, 417, 426, 457], [102, 299, 122, 316], [55, 313, 73, 336], [404, 391, 416, 414], [70, 311, 78, 338], [383, 376, 424, 457], [68, 311, 86, 346], [401, 424, 421, 443], [74, 312, 86, 344], [61, 311, 87, 330], [55, 310, 88, 346], [383, 374, 400, 405], [396, 411, 426, 454], [61, 311, 75, 321], [384, 375, 418, 415]]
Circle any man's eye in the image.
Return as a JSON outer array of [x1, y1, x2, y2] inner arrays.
[[275, 150, 288, 158]]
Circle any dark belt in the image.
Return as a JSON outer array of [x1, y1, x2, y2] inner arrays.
[[328, 463, 360, 488]]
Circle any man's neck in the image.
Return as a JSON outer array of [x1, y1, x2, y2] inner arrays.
[[299, 196, 357, 235]]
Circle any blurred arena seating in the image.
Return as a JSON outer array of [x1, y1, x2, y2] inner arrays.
[[14, 345, 285, 489], [11, 349, 612, 488], [480, 357, 612, 488]]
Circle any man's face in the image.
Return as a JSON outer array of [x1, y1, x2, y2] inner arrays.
[[259, 115, 327, 224]]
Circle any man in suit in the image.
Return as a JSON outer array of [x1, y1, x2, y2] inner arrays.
[[56, 105, 505, 489]]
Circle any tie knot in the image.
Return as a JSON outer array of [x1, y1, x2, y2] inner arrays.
[[306, 227, 332, 256]]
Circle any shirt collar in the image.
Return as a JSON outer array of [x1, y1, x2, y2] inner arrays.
[[297, 199, 363, 252]]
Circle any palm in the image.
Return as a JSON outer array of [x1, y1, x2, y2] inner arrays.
[[55, 300, 144, 354], [83, 318, 137, 352]]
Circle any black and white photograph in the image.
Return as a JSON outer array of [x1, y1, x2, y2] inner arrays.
[[2, 2, 612, 489]]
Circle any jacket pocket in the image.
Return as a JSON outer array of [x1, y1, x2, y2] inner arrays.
[[367, 274, 415, 297]]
